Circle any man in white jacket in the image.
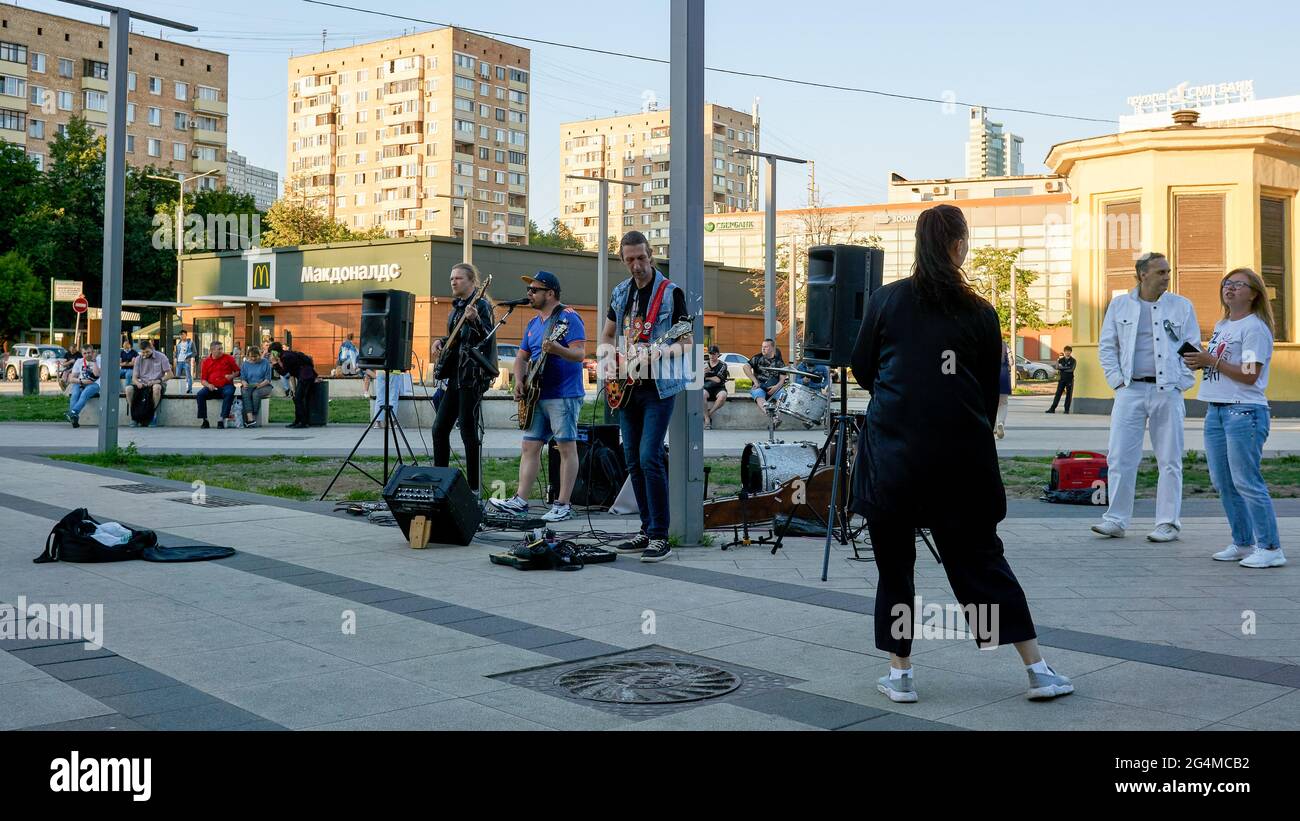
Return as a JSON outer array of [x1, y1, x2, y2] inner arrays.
[[1092, 252, 1201, 542]]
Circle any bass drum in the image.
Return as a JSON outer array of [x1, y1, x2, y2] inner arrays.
[[741, 441, 821, 493]]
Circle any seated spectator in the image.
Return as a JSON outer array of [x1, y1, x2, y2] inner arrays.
[[790, 356, 831, 397], [119, 339, 138, 384], [702, 345, 729, 430], [64, 346, 101, 428], [196, 341, 240, 429], [236, 345, 274, 428], [125, 340, 173, 427], [744, 338, 787, 415], [337, 333, 360, 376], [60, 345, 81, 391]]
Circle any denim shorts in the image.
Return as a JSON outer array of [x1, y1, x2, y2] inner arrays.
[[749, 387, 767, 401], [524, 396, 583, 442]]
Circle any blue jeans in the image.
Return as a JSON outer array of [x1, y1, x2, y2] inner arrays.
[[196, 383, 235, 420], [69, 382, 100, 415], [176, 360, 193, 392], [617, 390, 675, 539], [1204, 404, 1281, 550]]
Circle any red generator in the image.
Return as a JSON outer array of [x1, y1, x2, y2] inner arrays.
[[1050, 451, 1108, 491]]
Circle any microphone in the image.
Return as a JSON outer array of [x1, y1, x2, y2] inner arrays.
[[496, 297, 530, 307]]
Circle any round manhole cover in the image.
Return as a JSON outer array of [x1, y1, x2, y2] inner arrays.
[[556, 660, 742, 704]]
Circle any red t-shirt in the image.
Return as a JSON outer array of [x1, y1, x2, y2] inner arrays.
[[201, 354, 240, 389]]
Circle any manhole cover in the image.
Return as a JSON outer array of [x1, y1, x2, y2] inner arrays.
[[104, 483, 180, 494], [169, 496, 254, 508], [558, 660, 741, 704]]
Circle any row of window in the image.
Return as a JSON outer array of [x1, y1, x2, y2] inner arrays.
[[301, 57, 527, 89]]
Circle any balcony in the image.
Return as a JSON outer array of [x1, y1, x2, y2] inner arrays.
[[508, 162, 526, 174], [509, 79, 527, 92], [0, 127, 25, 146], [387, 64, 422, 83], [80, 76, 108, 93], [382, 196, 420, 211], [386, 86, 420, 106], [302, 97, 335, 116], [380, 150, 415, 167], [193, 158, 227, 175], [193, 128, 226, 145], [194, 97, 227, 116], [381, 129, 421, 146], [507, 223, 526, 235], [508, 203, 526, 215], [386, 108, 421, 126], [83, 109, 108, 126], [508, 182, 526, 194]]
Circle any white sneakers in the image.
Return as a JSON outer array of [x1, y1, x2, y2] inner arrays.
[[1146, 523, 1179, 543], [1211, 544, 1255, 562], [994, 423, 1005, 440], [1090, 520, 1125, 538], [1237, 547, 1287, 568], [1091, 521, 1180, 542]]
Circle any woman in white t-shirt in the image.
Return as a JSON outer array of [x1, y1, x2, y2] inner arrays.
[[1183, 267, 1285, 568]]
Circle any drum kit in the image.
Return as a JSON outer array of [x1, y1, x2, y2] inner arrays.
[[761, 365, 830, 441]]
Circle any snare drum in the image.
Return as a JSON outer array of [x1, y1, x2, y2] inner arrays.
[[777, 383, 828, 426], [741, 441, 821, 493]]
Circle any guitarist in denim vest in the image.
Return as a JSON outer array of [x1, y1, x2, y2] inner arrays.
[[598, 231, 691, 563]]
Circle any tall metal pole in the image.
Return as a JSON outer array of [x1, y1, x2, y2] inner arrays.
[[565, 173, 635, 367], [1009, 263, 1018, 393], [788, 235, 797, 362], [736, 148, 805, 342], [667, 0, 704, 545]]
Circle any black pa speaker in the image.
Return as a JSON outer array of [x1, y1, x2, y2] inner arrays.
[[547, 424, 624, 507], [803, 245, 883, 368], [382, 465, 482, 546], [359, 289, 415, 371]]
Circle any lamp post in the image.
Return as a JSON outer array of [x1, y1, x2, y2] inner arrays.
[[565, 173, 636, 370], [433, 193, 473, 264], [147, 168, 217, 304], [734, 148, 806, 340]]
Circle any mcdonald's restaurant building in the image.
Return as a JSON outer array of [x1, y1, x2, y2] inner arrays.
[[178, 236, 765, 377], [1046, 112, 1300, 415]]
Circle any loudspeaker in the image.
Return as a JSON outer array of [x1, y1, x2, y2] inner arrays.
[[803, 245, 883, 367], [307, 378, 329, 426], [382, 465, 482, 546], [359, 289, 415, 372], [547, 424, 624, 507]]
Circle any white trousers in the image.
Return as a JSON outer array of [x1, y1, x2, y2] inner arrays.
[[1103, 382, 1185, 530]]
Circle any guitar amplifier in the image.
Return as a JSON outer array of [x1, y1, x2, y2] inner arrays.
[[382, 465, 482, 546]]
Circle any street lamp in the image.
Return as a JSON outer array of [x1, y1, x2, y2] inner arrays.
[[565, 173, 637, 362], [148, 169, 217, 304], [432, 193, 473, 264], [733, 148, 807, 340]]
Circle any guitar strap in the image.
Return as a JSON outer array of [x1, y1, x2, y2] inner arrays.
[[637, 281, 671, 343], [533, 303, 567, 377]]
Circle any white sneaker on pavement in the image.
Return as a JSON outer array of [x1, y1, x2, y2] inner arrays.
[[1212, 544, 1255, 562], [1146, 523, 1179, 543], [1239, 547, 1287, 568], [1090, 520, 1125, 538]]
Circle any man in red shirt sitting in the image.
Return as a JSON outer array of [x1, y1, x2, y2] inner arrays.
[[197, 341, 241, 429]]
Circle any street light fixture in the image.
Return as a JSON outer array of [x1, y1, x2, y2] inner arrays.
[[147, 168, 218, 304], [565, 173, 637, 362], [733, 148, 807, 341]]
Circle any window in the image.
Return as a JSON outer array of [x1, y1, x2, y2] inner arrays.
[[173, 142, 186, 161], [0, 74, 24, 98], [1174, 193, 1226, 337], [83, 59, 108, 80], [56, 90, 73, 111], [194, 115, 219, 131], [147, 138, 161, 157], [0, 42, 26, 64], [148, 106, 161, 126], [454, 76, 474, 94], [480, 82, 489, 97], [148, 76, 162, 94], [174, 111, 188, 130], [476, 209, 488, 224], [454, 53, 475, 71], [198, 85, 219, 101], [1261, 196, 1289, 340], [194, 146, 217, 162], [479, 124, 490, 140], [126, 135, 135, 153], [128, 71, 137, 91], [479, 104, 491, 118], [28, 118, 43, 139], [479, 61, 490, 79], [509, 89, 526, 105], [30, 52, 45, 73], [509, 130, 525, 146], [0, 107, 24, 131], [57, 58, 73, 78], [509, 68, 528, 84], [83, 90, 108, 112], [994, 186, 1033, 197], [454, 97, 473, 113], [29, 152, 43, 171], [28, 84, 43, 106], [175, 81, 188, 100], [494, 170, 505, 185]]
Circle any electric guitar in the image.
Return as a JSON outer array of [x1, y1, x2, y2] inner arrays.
[[518, 318, 570, 430], [433, 274, 493, 380], [604, 319, 695, 410]]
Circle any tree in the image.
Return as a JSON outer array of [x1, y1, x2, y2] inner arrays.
[[527, 218, 585, 250], [260, 197, 384, 247], [0, 252, 45, 342], [967, 246, 1044, 336], [0, 142, 40, 254]]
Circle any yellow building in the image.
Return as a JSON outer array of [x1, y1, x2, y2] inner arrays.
[[1046, 109, 1300, 414]]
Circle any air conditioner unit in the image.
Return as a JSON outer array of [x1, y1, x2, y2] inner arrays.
[[191, 148, 201, 158], [931, 185, 949, 195], [1045, 180, 1064, 193]]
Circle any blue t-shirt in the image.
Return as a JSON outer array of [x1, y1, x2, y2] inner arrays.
[[240, 358, 271, 386], [796, 361, 830, 392], [522, 308, 586, 400]]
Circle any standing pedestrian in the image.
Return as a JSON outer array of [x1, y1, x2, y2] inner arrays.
[[994, 341, 1011, 439], [1045, 345, 1076, 413]]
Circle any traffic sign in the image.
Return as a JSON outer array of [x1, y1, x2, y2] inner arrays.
[[73, 295, 89, 314]]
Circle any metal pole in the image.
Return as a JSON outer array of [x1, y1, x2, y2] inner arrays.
[[97, 8, 129, 453], [764, 158, 776, 340], [597, 179, 608, 335], [1009, 263, 1018, 393], [176, 193, 184, 302], [788, 235, 797, 362], [49, 279, 53, 344], [667, 0, 704, 545], [463, 196, 472, 264]]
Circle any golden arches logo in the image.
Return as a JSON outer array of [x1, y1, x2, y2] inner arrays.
[[251, 262, 271, 290]]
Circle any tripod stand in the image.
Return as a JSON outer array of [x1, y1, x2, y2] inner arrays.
[[319, 369, 419, 500]]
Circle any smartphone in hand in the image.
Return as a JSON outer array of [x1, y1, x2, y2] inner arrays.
[[1177, 341, 1199, 355]]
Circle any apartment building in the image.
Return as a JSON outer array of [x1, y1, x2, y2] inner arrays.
[[558, 104, 758, 257], [286, 28, 530, 242], [0, 5, 228, 182], [965, 106, 1023, 178], [227, 149, 278, 210]]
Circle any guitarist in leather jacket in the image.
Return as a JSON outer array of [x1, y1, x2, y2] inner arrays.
[[491, 271, 587, 522], [430, 263, 497, 496]]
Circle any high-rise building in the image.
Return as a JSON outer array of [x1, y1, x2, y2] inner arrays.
[[965, 106, 1023, 178], [286, 28, 530, 242], [226, 150, 278, 210], [0, 5, 229, 182], [558, 104, 758, 257]]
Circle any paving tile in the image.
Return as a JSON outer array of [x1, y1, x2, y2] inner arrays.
[[40, 655, 148, 682], [99, 684, 220, 717], [0, 678, 117, 730], [305, 698, 551, 731], [840, 713, 963, 731], [536, 639, 626, 661], [944, 694, 1205, 731], [375, 644, 552, 697], [1221, 690, 1300, 731], [219, 667, 452, 730], [344, 587, 415, 605], [793, 665, 1025, 721], [132, 701, 272, 731], [73, 669, 185, 699], [490, 626, 585, 651], [1073, 661, 1290, 721], [24, 714, 146, 731], [405, 605, 486, 624], [620, 702, 818, 731], [468, 686, 631, 730], [291, 621, 494, 665], [0, 650, 46, 685], [731, 689, 885, 729], [452, 615, 536, 637], [1169, 652, 1288, 681], [1257, 665, 1300, 688], [373, 595, 452, 614], [697, 636, 877, 680], [1038, 629, 1201, 666], [141, 640, 357, 695]]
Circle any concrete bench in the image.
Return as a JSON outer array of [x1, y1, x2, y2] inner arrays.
[[707, 394, 829, 430], [75, 388, 271, 428]]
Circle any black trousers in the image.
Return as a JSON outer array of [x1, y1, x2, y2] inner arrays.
[[866, 519, 1037, 657], [1048, 377, 1073, 412], [432, 381, 483, 492], [293, 374, 316, 425]]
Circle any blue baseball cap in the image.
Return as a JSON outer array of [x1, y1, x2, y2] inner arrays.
[[520, 270, 561, 294]]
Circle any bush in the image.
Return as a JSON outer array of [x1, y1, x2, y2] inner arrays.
[[735, 377, 753, 390]]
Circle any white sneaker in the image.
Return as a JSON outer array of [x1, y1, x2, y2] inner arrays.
[[1239, 547, 1287, 568], [994, 423, 1005, 439], [490, 495, 528, 515], [1212, 544, 1255, 562], [1147, 523, 1180, 543], [541, 503, 575, 522], [1090, 520, 1125, 538]]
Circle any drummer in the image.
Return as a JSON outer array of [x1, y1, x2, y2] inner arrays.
[[791, 356, 831, 396], [745, 338, 787, 415]]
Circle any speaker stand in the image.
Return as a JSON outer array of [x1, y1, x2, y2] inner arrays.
[[319, 372, 419, 500]]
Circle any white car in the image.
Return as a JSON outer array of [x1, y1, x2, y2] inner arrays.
[[717, 352, 749, 383]]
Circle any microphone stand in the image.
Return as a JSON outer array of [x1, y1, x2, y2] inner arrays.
[[461, 302, 518, 509]]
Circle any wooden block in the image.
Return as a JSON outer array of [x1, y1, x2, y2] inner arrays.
[[408, 515, 432, 549]]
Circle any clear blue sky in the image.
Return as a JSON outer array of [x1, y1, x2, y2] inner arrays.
[[17, 0, 1299, 223]]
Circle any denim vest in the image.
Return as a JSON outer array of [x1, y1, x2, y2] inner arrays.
[[610, 269, 687, 400]]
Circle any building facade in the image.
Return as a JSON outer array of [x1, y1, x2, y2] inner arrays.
[[965, 106, 1023, 178], [559, 104, 758, 257], [1121, 91, 1300, 133], [286, 28, 530, 242], [227, 149, 278, 211], [0, 5, 228, 182], [1046, 111, 1300, 414]]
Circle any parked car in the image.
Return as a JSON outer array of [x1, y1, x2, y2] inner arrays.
[[1015, 354, 1057, 381], [493, 344, 520, 391], [3, 344, 68, 381]]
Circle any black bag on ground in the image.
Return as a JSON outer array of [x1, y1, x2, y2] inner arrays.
[[34, 508, 235, 564], [572, 439, 626, 508], [129, 388, 157, 425]]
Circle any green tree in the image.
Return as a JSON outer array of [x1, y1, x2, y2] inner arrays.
[[527, 218, 585, 250], [967, 246, 1044, 335], [0, 142, 40, 253], [0, 252, 45, 342], [260, 196, 384, 247]]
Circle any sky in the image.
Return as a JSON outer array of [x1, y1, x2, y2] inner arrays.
[[15, 0, 1300, 225]]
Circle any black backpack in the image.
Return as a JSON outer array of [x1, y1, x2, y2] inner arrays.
[[129, 387, 157, 426], [35, 508, 236, 564]]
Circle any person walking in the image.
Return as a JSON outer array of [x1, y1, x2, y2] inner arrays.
[[850, 203, 1072, 704], [1045, 345, 1076, 414], [994, 341, 1011, 439], [1184, 268, 1285, 568]]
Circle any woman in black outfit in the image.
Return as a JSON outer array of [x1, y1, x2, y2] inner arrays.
[[849, 203, 1073, 704], [430, 263, 497, 495], [268, 342, 316, 429]]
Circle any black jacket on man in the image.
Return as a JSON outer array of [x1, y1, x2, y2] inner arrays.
[[848, 277, 1006, 526]]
